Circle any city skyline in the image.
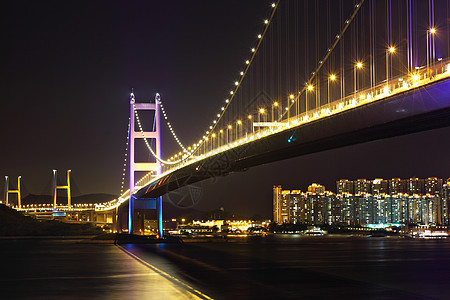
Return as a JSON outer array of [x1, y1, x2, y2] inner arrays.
[[274, 177, 450, 226]]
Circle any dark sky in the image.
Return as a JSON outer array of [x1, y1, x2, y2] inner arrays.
[[2, 1, 449, 218]]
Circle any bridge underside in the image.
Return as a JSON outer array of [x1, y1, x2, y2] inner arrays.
[[136, 78, 450, 199]]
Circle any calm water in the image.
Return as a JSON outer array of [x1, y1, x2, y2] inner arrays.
[[1, 235, 450, 299]]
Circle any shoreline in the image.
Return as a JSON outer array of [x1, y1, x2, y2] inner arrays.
[[0, 235, 97, 240]]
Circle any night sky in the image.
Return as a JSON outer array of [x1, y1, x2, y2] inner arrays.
[[2, 1, 449, 218]]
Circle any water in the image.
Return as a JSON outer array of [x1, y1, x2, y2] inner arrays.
[[1, 235, 450, 299]]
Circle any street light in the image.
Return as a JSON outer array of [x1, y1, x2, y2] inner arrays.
[[259, 108, 265, 123], [219, 129, 223, 148], [248, 114, 254, 133], [227, 125, 232, 144], [236, 120, 242, 139], [354, 62, 363, 95], [306, 84, 313, 113], [211, 133, 216, 150], [258, 108, 265, 133], [272, 102, 278, 122], [204, 136, 209, 153], [386, 47, 395, 91], [427, 28, 436, 78], [328, 74, 336, 105]]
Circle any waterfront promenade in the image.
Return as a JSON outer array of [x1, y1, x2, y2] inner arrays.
[[0, 239, 210, 299]]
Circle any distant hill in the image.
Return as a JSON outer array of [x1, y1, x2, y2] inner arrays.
[[16, 194, 259, 221], [22, 193, 118, 205], [0, 204, 103, 236]]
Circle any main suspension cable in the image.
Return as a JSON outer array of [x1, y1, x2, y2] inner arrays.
[[119, 116, 131, 195], [156, 94, 188, 152], [132, 95, 195, 165]]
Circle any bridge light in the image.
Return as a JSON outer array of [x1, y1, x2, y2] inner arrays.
[[289, 94, 294, 100], [389, 46, 395, 53], [329, 74, 336, 81], [217, 114, 220, 118], [246, 60, 250, 64], [240, 71, 244, 76], [237, 120, 242, 125], [248, 115, 252, 119], [251, 48, 255, 52], [225, 99, 229, 103], [273, 102, 278, 107], [264, 19, 268, 24], [258, 34, 262, 39], [272, 3, 276, 8], [429, 27, 436, 34], [259, 108, 265, 114], [220, 129, 223, 133], [221, 107, 225, 111], [212, 133, 216, 138], [356, 62, 363, 68], [307, 85, 314, 91], [230, 91, 233, 95]]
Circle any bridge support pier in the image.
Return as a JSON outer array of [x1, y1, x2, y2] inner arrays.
[[4, 176, 21, 208], [52, 170, 71, 211], [128, 92, 163, 237]]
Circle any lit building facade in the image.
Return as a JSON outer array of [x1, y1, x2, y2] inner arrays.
[[389, 178, 406, 194], [337, 179, 354, 194], [354, 179, 371, 195], [407, 178, 424, 195], [442, 179, 450, 225]]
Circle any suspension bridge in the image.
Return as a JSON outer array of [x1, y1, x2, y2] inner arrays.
[[5, 0, 450, 236]]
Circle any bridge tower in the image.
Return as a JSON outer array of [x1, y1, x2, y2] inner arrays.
[[52, 170, 71, 210], [4, 176, 21, 208], [129, 92, 163, 236]]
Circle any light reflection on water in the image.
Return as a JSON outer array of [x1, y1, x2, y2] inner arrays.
[[1, 236, 450, 299], [122, 235, 450, 299]]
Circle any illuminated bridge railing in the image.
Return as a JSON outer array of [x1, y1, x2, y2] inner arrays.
[[96, 58, 450, 212], [15, 203, 96, 212]]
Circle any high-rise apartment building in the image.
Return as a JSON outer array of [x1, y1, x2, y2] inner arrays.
[[389, 178, 406, 194], [273, 185, 283, 224], [354, 179, 371, 195], [307, 183, 325, 194], [372, 179, 388, 195], [424, 177, 443, 196], [336, 179, 354, 194], [442, 179, 450, 225], [407, 178, 424, 195], [289, 190, 303, 224]]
